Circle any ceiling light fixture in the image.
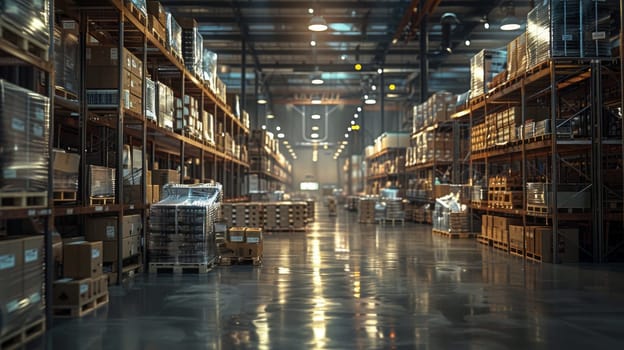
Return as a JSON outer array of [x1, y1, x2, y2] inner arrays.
[[310, 40, 317, 47], [267, 112, 275, 119], [311, 133, 319, 139], [261, 125, 266, 130], [484, 21, 490, 29], [500, 2, 521, 31], [364, 95, 377, 105], [308, 8, 314, 14], [371, 85, 377, 91], [391, 38, 398, 45], [350, 120, 355, 125], [257, 93, 268, 104], [311, 97, 322, 104], [464, 39, 471, 46], [354, 113, 359, 119], [344, 133, 349, 138], [311, 126, 320, 131], [311, 73, 324, 85], [276, 126, 281, 131], [354, 63, 362, 71], [347, 127, 352, 132], [340, 54, 348, 61], [311, 114, 321, 119], [277, 133, 285, 139], [308, 15, 328, 32]]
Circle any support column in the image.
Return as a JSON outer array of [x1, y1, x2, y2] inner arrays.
[[116, 11, 125, 283], [241, 39, 246, 121], [419, 1, 428, 102], [591, 61, 604, 262], [380, 72, 385, 132]]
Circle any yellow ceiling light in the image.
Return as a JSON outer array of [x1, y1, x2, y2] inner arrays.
[[388, 83, 396, 91]]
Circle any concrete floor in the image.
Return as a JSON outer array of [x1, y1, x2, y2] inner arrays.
[[38, 207, 624, 349]]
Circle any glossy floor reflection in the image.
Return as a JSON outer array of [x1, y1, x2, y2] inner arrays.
[[40, 207, 624, 349]]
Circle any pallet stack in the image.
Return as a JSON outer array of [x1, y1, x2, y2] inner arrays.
[[54, 241, 109, 317], [219, 227, 263, 266], [384, 199, 404, 224], [327, 197, 337, 216], [220, 202, 308, 231], [358, 198, 376, 224]]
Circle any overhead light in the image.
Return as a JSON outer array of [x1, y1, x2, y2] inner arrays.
[[310, 133, 319, 139], [283, 140, 289, 144], [347, 127, 352, 132], [500, 16, 521, 31], [357, 106, 362, 112], [311, 97, 322, 104], [388, 83, 396, 91], [340, 54, 348, 61], [277, 133, 285, 139], [354, 113, 359, 119], [308, 8, 314, 14], [352, 124, 360, 131], [464, 39, 471, 46], [308, 15, 328, 32], [371, 85, 377, 91], [440, 12, 458, 54], [386, 93, 400, 98], [365, 95, 377, 105], [311, 126, 320, 131], [261, 125, 266, 130], [500, 2, 521, 31], [377, 68, 383, 74], [343, 141, 348, 145], [350, 120, 355, 125], [310, 40, 317, 47], [267, 112, 275, 119], [257, 93, 268, 104], [344, 133, 349, 138], [354, 63, 362, 71], [391, 38, 398, 45], [323, 144, 328, 150], [311, 114, 321, 119], [311, 73, 324, 85]]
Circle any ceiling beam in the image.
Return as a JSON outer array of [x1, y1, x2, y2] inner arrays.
[[161, 1, 410, 10]]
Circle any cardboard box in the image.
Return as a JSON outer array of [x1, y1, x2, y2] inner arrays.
[[22, 236, 44, 292], [147, 1, 167, 26], [0, 237, 23, 302], [63, 241, 103, 279], [228, 227, 246, 243], [102, 235, 140, 262], [52, 149, 80, 173], [234, 242, 263, 259], [53, 278, 91, 306], [86, 46, 142, 77], [86, 66, 142, 97], [534, 227, 579, 263], [85, 215, 143, 241]]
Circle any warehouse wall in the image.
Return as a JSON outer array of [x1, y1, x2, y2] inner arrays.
[[291, 147, 339, 191]]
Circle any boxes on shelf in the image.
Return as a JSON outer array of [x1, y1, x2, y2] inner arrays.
[[526, 226, 579, 263], [88, 165, 115, 198], [54, 23, 80, 95], [52, 149, 80, 192], [0, 80, 50, 193], [151, 169, 180, 186], [179, 20, 203, 77], [202, 50, 218, 92], [86, 46, 142, 78], [86, 89, 142, 115], [145, 78, 157, 121], [156, 81, 175, 130], [470, 49, 507, 98], [0, 0, 50, 50], [507, 32, 527, 78], [147, 1, 167, 26], [166, 11, 183, 59], [526, 0, 613, 68], [526, 183, 591, 210], [125, 0, 147, 17]]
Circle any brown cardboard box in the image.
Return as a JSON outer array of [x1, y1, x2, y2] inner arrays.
[[86, 46, 142, 77], [228, 227, 246, 243], [53, 278, 91, 306], [147, 1, 167, 26], [102, 235, 140, 262], [0, 237, 23, 303], [63, 241, 103, 279], [235, 242, 263, 259], [86, 66, 142, 97], [534, 227, 579, 263], [52, 150, 80, 174], [90, 274, 108, 296], [85, 215, 142, 241], [22, 236, 44, 292]]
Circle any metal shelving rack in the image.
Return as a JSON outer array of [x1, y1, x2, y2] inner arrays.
[[454, 58, 623, 263], [365, 147, 407, 196]]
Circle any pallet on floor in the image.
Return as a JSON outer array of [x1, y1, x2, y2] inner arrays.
[[89, 196, 115, 205], [432, 228, 476, 239], [105, 261, 143, 284], [0, 316, 45, 350], [476, 235, 492, 246], [509, 246, 524, 257], [492, 240, 509, 252], [526, 251, 543, 262], [0, 191, 47, 209], [53, 190, 77, 202], [148, 261, 215, 274], [218, 255, 262, 266], [264, 227, 306, 232], [53, 291, 109, 318]]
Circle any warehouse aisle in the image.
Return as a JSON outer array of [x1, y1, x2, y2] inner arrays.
[[40, 206, 624, 349]]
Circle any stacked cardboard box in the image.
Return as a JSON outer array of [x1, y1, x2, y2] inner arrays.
[[88, 165, 116, 199], [221, 227, 263, 263], [412, 91, 455, 133], [358, 198, 376, 224], [526, 227, 579, 263], [156, 82, 175, 130], [147, 1, 167, 41], [85, 46, 143, 115], [166, 11, 183, 59], [507, 32, 528, 78], [0, 236, 45, 336], [54, 241, 108, 316], [52, 149, 80, 193], [85, 215, 142, 270]]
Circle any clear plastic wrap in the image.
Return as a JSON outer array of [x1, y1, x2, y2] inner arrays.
[[0, 80, 50, 192], [166, 11, 183, 59], [469, 49, 506, 98], [0, 0, 50, 48], [202, 50, 218, 91], [182, 27, 203, 76], [156, 81, 174, 130], [145, 78, 156, 121], [148, 183, 222, 264], [126, 0, 147, 16], [52, 149, 79, 191], [88, 165, 115, 197]]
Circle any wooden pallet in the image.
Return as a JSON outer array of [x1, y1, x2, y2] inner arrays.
[[105, 257, 143, 284], [89, 196, 115, 205], [264, 227, 306, 232], [380, 218, 405, 226], [0, 18, 49, 62], [55, 86, 78, 100], [148, 261, 215, 274], [492, 240, 509, 252], [0, 316, 45, 350], [53, 292, 109, 318], [432, 229, 477, 239], [469, 94, 485, 107], [53, 190, 77, 202], [526, 251, 543, 262], [476, 235, 492, 246], [218, 255, 262, 266], [509, 246, 525, 257], [124, 0, 147, 24], [0, 191, 47, 209]]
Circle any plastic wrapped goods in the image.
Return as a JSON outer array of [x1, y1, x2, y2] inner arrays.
[[166, 11, 183, 59], [148, 183, 222, 264], [88, 165, 115, 197], [202, 50, 218, 91], [0, 80, 50, 192], [0, 0, 50, 48]]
